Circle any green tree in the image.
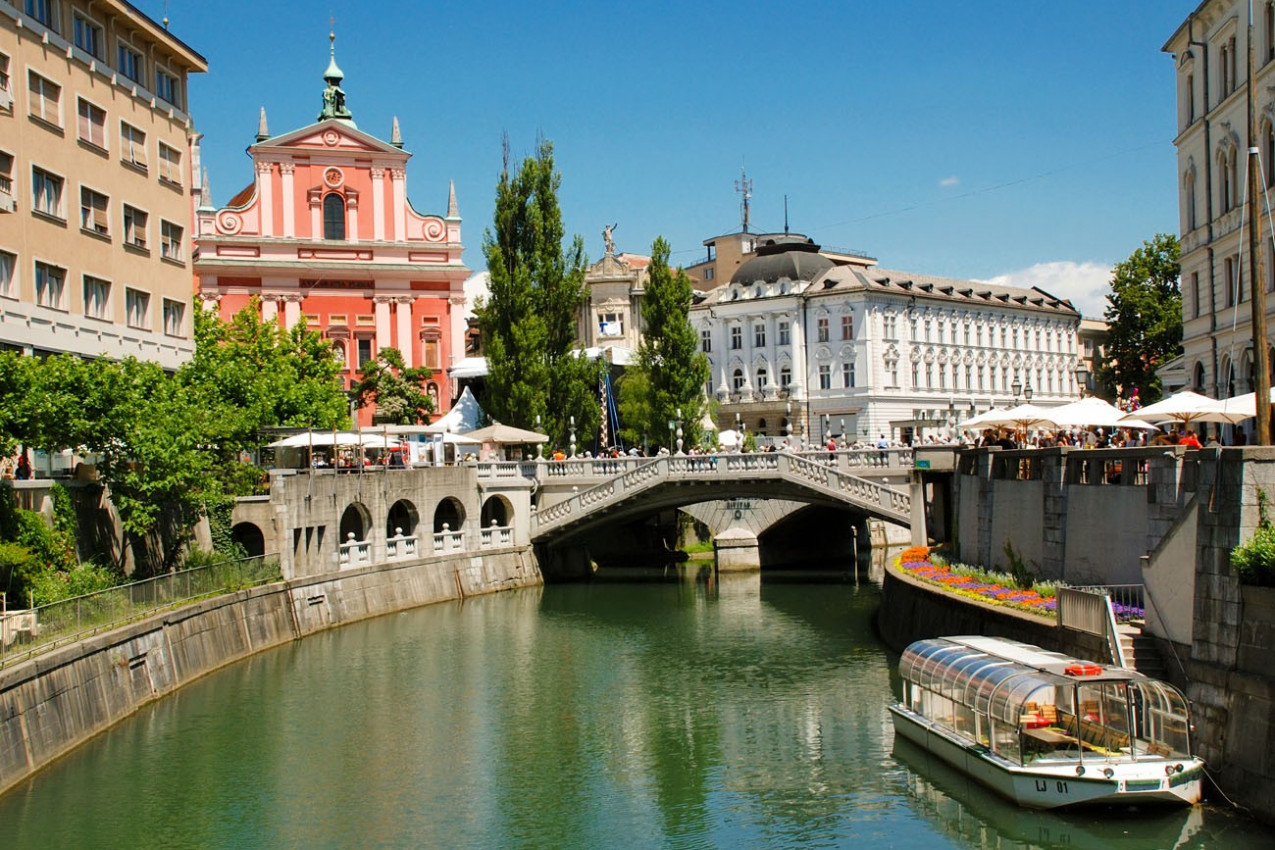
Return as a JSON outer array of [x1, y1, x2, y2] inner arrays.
[[350, 347, 434, 424], [480, 136, 598, 448], [1099, 233, 1182, 405], [618, 237, 710, 450]]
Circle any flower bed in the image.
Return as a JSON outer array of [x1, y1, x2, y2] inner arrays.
[[896, 546, 1058, 617]]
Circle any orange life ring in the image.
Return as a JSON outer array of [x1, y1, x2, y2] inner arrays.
[[1064, 663, 1103, 677]]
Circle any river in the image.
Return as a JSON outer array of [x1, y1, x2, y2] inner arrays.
[[0, 559, 1267, 848]]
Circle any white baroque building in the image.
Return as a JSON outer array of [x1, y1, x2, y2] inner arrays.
[[1163, 2, 1275, 404], [691, 237, 1083, 445]]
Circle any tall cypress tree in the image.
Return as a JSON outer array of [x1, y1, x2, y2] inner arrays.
[[480, 137, 596, 448], [620, 237, 710, 449]]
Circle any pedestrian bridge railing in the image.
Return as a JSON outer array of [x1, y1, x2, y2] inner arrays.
[[531, 452, 911, 539]]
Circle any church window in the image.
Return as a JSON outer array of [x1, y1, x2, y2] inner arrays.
[[323, 193, 346, 240], [701, 328, 711, 352]]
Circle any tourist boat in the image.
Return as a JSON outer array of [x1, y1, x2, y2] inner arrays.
[[889, 636, 1204, 809]]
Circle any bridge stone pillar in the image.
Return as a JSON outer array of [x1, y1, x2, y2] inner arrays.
[[714, 526, 760, 572], [909, 470, 928, 547], [852, 515, 872, 573]]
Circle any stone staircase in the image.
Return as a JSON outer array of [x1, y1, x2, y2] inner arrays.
[[1116, 623, 1166, 678]]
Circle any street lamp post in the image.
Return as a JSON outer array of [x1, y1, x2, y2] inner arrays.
[[676, 408, 684, 455], [1024, 382, 1034, 403], [1074, 363, 1090, 398], [1012, 374, 1022, 403], [535, 414, 544, 460], [569, 415, 576, 458]]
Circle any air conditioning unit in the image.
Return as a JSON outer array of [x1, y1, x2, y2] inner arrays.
[[0, 190, 16, 213], [0, 87, 12, 110]]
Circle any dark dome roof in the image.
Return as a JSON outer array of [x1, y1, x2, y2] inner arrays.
[[730, 237, 833, 285]]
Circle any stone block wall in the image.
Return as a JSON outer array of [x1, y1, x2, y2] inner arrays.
[[0, 546, 540, 797]]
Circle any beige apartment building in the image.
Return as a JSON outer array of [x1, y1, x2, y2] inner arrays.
[[0, 0, 205, 369], [1165, 2, 1275, 401]]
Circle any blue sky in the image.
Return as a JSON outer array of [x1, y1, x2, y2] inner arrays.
[[150, 1, 1194, 318]]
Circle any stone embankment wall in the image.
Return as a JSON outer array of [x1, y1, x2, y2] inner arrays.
[[0, 547, 540, 798]]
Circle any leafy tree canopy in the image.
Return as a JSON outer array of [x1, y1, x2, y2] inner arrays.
[[350, 347, 434, 425], [1099, 233, 1182, 405], [479, 136, 600, 448]]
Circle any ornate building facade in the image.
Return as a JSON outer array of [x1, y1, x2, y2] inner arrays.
[[0, 0, 205, 368], [692, 237, 1083, 445], [193, 38, 468, 423]]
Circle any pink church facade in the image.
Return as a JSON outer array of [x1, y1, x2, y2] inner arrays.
[[193, 44, 468, 425]]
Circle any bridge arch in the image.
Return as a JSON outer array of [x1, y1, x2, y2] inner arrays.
[[230, 521, 265, 558], [481, 495, 513, 528], [434, 497, 466, 532], [340, 502, 372, 542], [387, 499, 420, 537]]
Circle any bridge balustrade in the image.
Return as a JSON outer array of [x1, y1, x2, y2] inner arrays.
[[480, 521, 514, 548], [339, 533, 371, 568], [433, 524, 465, 553], [385, 527, 419, 561]]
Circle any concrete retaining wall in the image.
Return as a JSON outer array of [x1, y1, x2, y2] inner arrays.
[[0, 546, 540, 797]]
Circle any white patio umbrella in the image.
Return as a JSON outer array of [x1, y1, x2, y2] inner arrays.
[[265, 431, 396, 449], [958, 408, 1008, 429], [1213, 388, 1275, 420], [717, 428, 741, 448], [1047, 397, 1159, 430], [973, 403, 1060, 432], [1120, 390, 1249, 426]]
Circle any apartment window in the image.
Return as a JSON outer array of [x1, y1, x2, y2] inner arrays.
[[0, 150, 12, 196], [73, 12, 103, 58], [155, 68, 179, 106], [841, 314, 854, 340], [24, 0, 57, 30], [120, 123, 147, 169], [756, 367, 768, 388], [158, 143, 182, 185], [925, 363, 934, 389], [1192, 271, 1201, 318], [817, 316, 829, 342], [323, 194, 345, 240], [0, 53, 9, 106], [0, 250, 14, 298], [599, 312, 622, 336], [778, 320, 790, 346], [730, 326, 742, 350], [732, 369, 745, 392], [27, 71, 61, 126], [160, 220, 183, 261], [32, 166, 63, 218], [77, 99, 106, 149], [978, 365, 985, 390], [819, 364, 831, 390], [35, 261, 65, 309], [704, 267, 715, 281], [357, 337, 372, 367], [700, 328, 711, 353], [754, 323, 766, 347], [118, 43, 143, 84], [965, 365, 973, 389], [780, 365, 791, 388], [83, 275, 110, 320], [888, 360, 898, 386], [125, 287, 150, 329], [80, 186, 109, 234], [162, 299, 185, 336], [842, 361, 855, 388], [123, 205, 148, 249]]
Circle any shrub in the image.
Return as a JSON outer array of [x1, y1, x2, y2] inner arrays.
[[1231, 527, 1275, 587], [26, 560, 122, 607]]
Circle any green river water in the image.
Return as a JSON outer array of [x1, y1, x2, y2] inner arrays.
[[0, 563, 1268, 848]]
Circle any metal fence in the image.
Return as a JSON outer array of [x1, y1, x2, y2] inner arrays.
[[0, 553, 281, 669]]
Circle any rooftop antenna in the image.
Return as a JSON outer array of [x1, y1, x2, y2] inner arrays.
[[784, 194, 789, 235], [735, 167, 753, 234]]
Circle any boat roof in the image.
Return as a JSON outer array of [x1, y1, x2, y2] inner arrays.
[[945, 636, 1137, 682]]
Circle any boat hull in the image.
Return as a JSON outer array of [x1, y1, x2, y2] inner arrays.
[[889, 704, 1202, 810]]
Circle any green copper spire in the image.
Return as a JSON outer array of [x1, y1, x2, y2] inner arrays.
[[318, 29, 355, 127]]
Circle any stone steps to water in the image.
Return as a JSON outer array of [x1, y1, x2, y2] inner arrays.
[[1116, 625, 1166, 678]]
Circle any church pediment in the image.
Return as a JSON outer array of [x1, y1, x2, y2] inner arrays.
[[254, 120, 408, 158], [587, 253, 636, 279]]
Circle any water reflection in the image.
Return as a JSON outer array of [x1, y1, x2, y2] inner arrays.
[[0, 557, 1267, 848]]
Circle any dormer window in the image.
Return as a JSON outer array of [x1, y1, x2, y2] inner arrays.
[[323, 193, 345, 240]]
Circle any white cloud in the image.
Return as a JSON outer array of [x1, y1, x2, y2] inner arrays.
[[939, 176, 960, 187], [984, 261, 1112, 319]]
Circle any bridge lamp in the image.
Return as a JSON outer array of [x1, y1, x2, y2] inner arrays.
[[569, 415, 577, 458], [823, 413, 830, 442], [785, 400, 792, 442], [1024, 382, 1034, 402], [668, 418, 675, 451], [535, 414, 544, 460], [1012, 375, 1022, 402], [676, 408, 684, 455]]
